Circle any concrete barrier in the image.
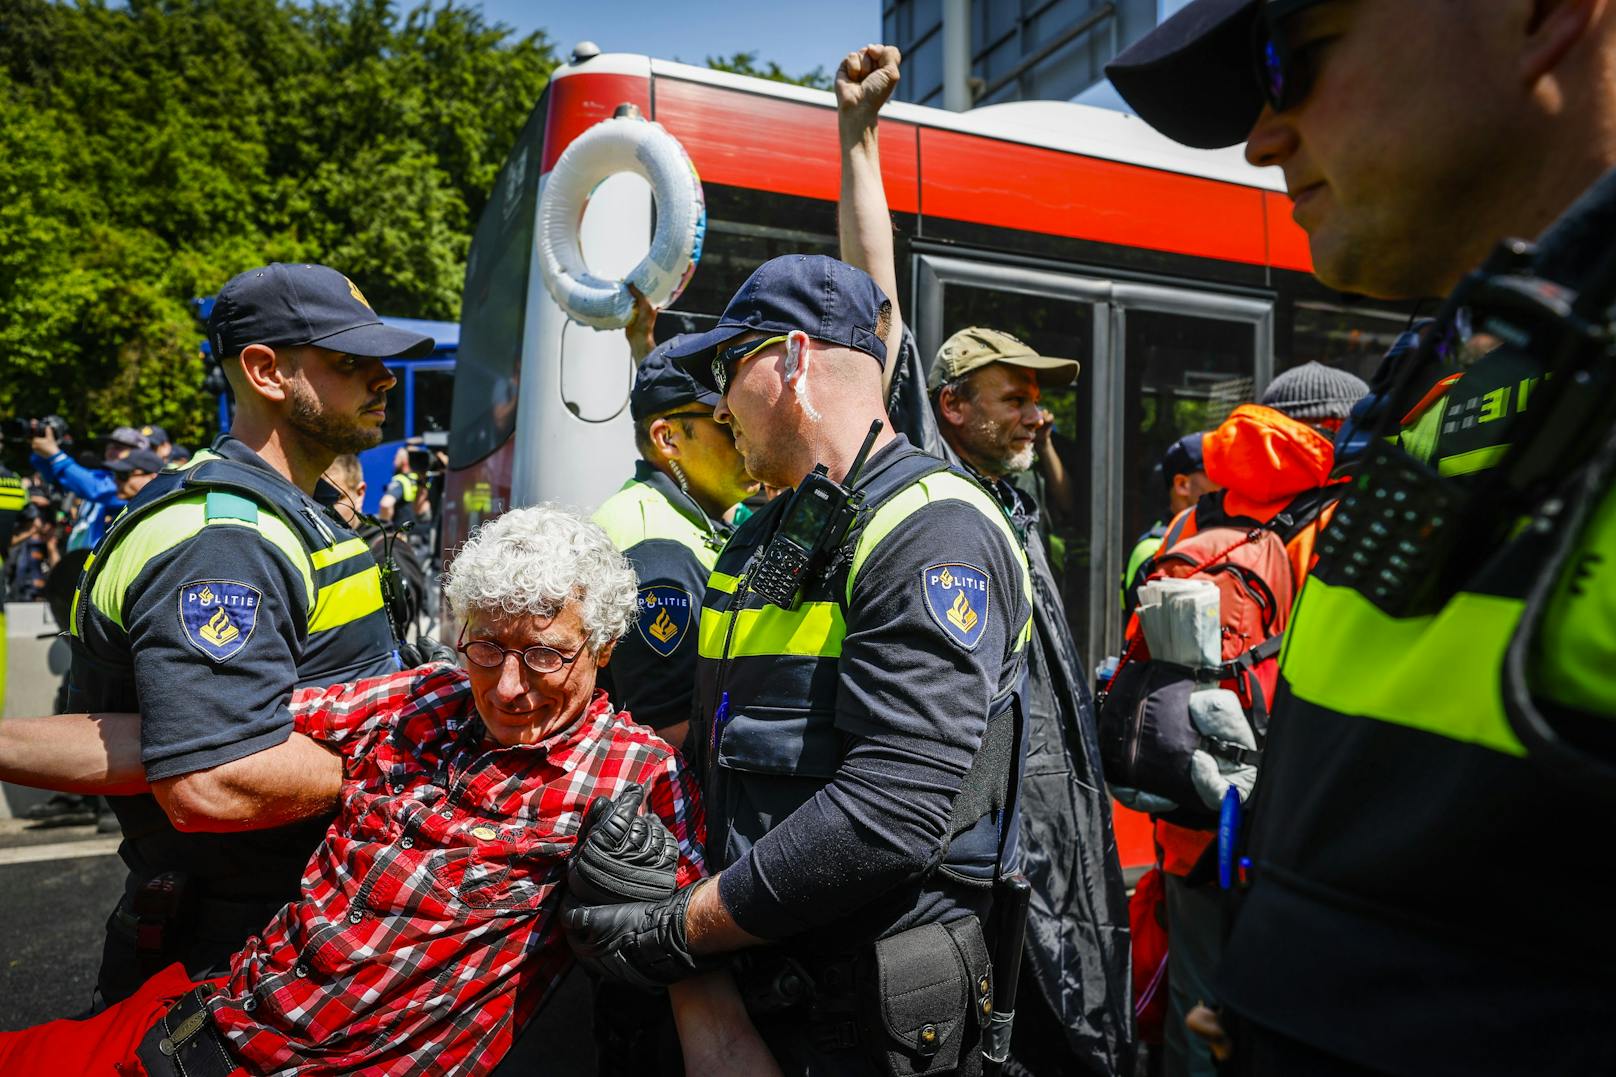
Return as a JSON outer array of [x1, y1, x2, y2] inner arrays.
[[2, 602, 72, 819]]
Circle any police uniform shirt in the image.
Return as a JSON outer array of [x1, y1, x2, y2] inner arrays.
[[593, 461, 727, 731], [75, 437, 396, 781], [702, 438, 1033, 944]]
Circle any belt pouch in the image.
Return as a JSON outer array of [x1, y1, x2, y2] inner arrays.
[[863, 917, 993, 1076]]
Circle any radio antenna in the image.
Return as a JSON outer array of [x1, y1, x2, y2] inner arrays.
[[845, 420, 884, 487]]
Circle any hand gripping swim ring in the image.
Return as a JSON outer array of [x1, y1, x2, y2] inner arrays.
[[537, 115, 706, 330]]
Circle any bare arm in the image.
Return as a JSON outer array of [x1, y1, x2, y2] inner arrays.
[[836, 44, 905, 376], [625, 286, 658, 362], [668, 970, 783, 1077], [151, 731, 343, 833], [0, 712, 148, 795], [683, 875, 768, 956]]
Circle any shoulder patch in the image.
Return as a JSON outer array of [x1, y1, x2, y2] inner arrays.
[[636, 585, 694, 657], [921, 563, 991, 650], [178, 580, 263, 662]]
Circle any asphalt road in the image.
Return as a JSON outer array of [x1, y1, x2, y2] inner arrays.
[[0, 823, 124, 1029]]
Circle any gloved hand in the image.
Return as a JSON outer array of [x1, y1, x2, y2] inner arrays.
[[397, 635, 457, 668], [567, 783, 680, 905], [1187, 688, 1259, 811], [562, 881, 720, 990]]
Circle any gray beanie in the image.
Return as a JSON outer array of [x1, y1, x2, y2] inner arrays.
[[1259, 361, 1370, 421]]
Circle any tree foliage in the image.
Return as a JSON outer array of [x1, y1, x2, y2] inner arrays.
[[704, 50, 831, 90], [0, 0, 556, 446]]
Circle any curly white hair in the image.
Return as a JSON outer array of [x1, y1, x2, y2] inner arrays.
[[444, 504, 638, 649]]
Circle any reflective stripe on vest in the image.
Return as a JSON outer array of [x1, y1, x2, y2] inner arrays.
[[593, 477, 720, 571], [73, 450, 383, 638], [1280, 577, 1527, 757], [0, 478, 26, 512], [697, 471, 1032, 661], [394, 472, 419, 501]]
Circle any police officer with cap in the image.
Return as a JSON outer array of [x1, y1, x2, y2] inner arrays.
[[563, 254, 1033, 1077], [594, 340, 757, 748], [1108, 1, 1616, 1073], [68, 261, 430, 1004]]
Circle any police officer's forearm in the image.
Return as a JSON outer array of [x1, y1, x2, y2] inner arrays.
[[668, 969, 783, 1076], [684, 875, 767, 955], [151, 730, 342, 833], [0, 712, 148, 795]]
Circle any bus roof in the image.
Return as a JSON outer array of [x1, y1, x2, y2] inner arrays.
[[552, 52, 1282, 194]]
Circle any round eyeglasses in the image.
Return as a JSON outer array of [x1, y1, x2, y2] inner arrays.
[[456, 627, 586, 675]]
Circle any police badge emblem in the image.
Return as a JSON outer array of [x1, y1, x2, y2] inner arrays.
[[178, 580, 262, 662], [636, 585, 694, 657], [921, 563, 991, 650]]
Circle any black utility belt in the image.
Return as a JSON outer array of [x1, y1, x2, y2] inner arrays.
[[736, 916, 994, 1077], [135, 982, 242, 1077]]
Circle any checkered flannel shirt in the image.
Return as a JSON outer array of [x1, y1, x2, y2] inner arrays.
[[206, 663, 705, 1076]]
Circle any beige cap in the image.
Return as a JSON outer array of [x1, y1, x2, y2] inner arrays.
[[927, 326, 1080, 392]]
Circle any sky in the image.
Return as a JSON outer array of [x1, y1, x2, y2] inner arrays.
[[474, 0, 881, 78]]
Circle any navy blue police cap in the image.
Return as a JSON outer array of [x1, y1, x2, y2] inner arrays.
[[630, 335, 720, 421], [208, 263, 434, 360], [666, 255, 889, 392], [1105, 0, 1264, 150], [1161, 432, 1207, 482]]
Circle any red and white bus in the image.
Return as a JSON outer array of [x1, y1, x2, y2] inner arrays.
[[440, 52, 1411, 872]]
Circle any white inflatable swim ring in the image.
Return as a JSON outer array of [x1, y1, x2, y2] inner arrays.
[[537, 115, 706, 330]]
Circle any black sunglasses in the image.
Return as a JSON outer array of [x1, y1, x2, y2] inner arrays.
[[711, 334, 787, 395], [455, 625, 586, 675], [1250, 0, 1336, 114]]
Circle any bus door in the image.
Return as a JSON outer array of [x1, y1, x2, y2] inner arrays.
[[915, 255, 1273, 876]]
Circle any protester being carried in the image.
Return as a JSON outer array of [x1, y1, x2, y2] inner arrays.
[[0, 505, 779, 1077]]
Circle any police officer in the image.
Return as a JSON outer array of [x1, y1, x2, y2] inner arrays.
[[563, 254, 1034, 1077], [594, 340, 756, 744], [68, 262, 430, 1004], [1107, 1, 1616, 1072]]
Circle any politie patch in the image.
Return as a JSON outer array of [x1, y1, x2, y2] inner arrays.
[[636, 585, 694, 658], [177, 580, 262, 662], [922, 563, 992, 651]]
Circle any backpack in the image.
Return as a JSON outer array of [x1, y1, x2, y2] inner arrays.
[[1098, 488, 1334, 828]]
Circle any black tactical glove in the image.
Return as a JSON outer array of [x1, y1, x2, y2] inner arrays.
[[562, 881, 720, 990], [567, 783, 680, 905], [397, 635, 457, 668]]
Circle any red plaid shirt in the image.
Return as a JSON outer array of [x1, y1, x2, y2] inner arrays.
[[205, 664, 705, 1076]]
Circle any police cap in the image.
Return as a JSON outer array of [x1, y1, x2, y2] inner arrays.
[[631, 336, 720, 421], [1105, 0, 1264, 150], [667, 255, 889, 391], [208, 263, 434, 361]]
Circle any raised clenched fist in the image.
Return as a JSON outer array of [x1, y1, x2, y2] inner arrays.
[[836, 43, 902, 124]]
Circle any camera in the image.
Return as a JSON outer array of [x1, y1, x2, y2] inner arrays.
[[1, 415, 71, 445]]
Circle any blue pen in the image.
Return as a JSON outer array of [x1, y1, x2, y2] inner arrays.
[[710, 691, 730, 756], [1218, 786, 1242, 891]]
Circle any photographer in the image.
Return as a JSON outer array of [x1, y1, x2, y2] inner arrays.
[[28, 422, 147, 552]]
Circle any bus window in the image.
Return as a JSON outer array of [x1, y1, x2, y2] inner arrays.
[[1288, 299, 1412, 381], [1119, 309, 1256, 577], [414, 367, 455, 433], [448, 92, 545, 469]]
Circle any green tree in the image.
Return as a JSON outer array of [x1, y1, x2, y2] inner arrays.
[[704, 50, 832, 90], [0, 0, 556, 448]]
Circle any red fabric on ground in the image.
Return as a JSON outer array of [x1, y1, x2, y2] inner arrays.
[[0, 964, 237, 1077]]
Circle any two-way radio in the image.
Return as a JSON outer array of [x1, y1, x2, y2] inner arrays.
[[750, 420, 884, 608]]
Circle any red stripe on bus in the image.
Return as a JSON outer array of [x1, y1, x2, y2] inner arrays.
[[653, 78, 920, 214], [541, 73, 653, 174], [1264, 191, 1314, 272], [921, 127, 1270, 267]]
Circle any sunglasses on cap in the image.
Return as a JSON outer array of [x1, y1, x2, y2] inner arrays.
[[712, 334, 788, 395], [1251, 0, 1340, 114]]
